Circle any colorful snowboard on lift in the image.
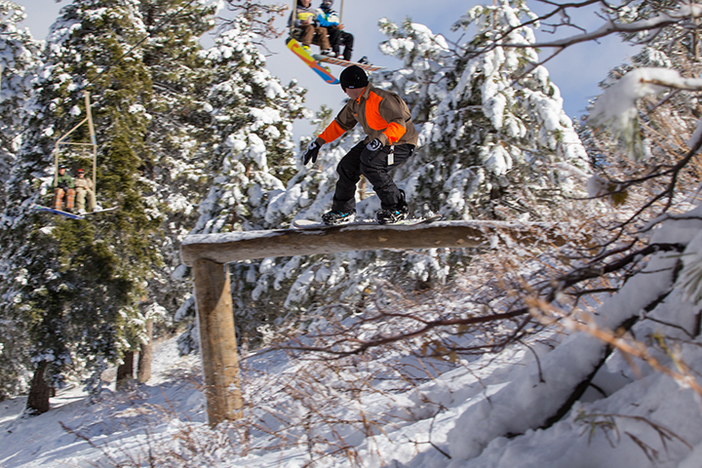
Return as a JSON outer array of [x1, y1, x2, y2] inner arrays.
[[286, 37, 339, 85], [312, 54, 383, 72], [292, 214, 442, 229], [32, 204, 118, 220]]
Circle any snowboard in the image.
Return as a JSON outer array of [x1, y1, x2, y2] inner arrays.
[[292, 214, 442, 229], [33, 204, 118, 220], [312, 54, 383, 72], [286, 37, 339, 84]]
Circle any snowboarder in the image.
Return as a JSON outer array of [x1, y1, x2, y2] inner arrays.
[[316, 0, 353, 61], [74, 168, 96, 214], [289, 0, 332, 56], [300, 65, 419, 225], [52, 165, 75, 212]]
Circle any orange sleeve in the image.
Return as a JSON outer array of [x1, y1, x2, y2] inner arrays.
[[365, 91, 408, 145], [318, 120, 346, 144], [383, 122, 407, 145]]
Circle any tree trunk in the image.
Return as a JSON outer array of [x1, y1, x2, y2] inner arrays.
[[137, 320, 153, 383], [26, 361, 51, 415], [116, 351, 135, 390]]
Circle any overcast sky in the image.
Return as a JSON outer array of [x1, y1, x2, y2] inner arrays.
[[13, 0, 637, 140]]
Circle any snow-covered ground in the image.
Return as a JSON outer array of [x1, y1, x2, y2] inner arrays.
[[3, 201, 702, 468], [4, 205, 702, 467], [0, 338, 206, 467]]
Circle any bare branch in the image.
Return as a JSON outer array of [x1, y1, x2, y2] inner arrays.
[[276, 308, 530, 358], [516, 9, 692, 50]]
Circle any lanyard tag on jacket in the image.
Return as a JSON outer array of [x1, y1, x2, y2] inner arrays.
[[387, 147, 394, 166]]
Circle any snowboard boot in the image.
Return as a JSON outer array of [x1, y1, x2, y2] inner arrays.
[[322, 209, 356, 226], [376, 191, 409, 225]]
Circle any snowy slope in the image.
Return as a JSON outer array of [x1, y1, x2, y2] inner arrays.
[[2, 2, 702, 467], [2, 195, 702, 468]]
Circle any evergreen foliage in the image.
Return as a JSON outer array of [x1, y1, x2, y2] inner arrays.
[[0, 0, 309, 397], [0, 0, 166, 405], [217, 0, 593, 346], [176, 14, 307, 352], [0, 1, 42, 400], [0, 1, 41, 207], [135, 0, 221, 350], [379, 0, 590, 221]]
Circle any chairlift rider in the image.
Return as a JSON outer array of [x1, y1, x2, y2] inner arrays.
[[74, 168, 96, 214], [52, 165, 75, 212], [316, 0, 354, 61], [288, 0, 333, 56]]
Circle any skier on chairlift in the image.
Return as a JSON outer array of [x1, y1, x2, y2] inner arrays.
[[74, 168, 96, 214], [316, 0, 354, 61], [52, 165, 75, 212], [289, 0, 333, 56]]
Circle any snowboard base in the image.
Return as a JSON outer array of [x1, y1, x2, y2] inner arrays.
[[286, 37, 339, 84], [312, 54, 383, 72], [33, 204, 117, 219], [292, 214, 441, 229]]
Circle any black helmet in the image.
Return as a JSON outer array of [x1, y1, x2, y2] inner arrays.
[[339, 65, 368, 91]]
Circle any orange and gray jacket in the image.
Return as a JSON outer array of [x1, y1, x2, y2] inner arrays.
[[315, 84, 419, 147]]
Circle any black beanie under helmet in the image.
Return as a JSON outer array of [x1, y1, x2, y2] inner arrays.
[[339, 65, 368, 91]]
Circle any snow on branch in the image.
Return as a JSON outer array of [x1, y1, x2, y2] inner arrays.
[[587, 68, 702, 158], [461, 1, 699, 80], [505, 3, 701, 50]]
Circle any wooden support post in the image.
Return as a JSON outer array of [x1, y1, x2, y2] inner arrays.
[[193, 258, 243, 426]]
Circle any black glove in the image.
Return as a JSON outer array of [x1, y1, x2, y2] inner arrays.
[[301, 140, 321, 165], [366, 138, 383, 152], [57, 182, 68, 190]]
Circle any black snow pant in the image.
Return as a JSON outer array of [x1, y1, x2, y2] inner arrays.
[[331, 141, 415, 213], [328, 27, 354, 61]]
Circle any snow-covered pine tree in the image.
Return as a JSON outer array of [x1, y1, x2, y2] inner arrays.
[[174, 14, 307, 352], [380, 0, 591, 222], [131, 0, 221, 362], [190, 17, 305, 235], [0, 0, 164, 411], [217, 0, 593, 343], [0, 1, 41, 209], [0, 1, 41, 401]]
